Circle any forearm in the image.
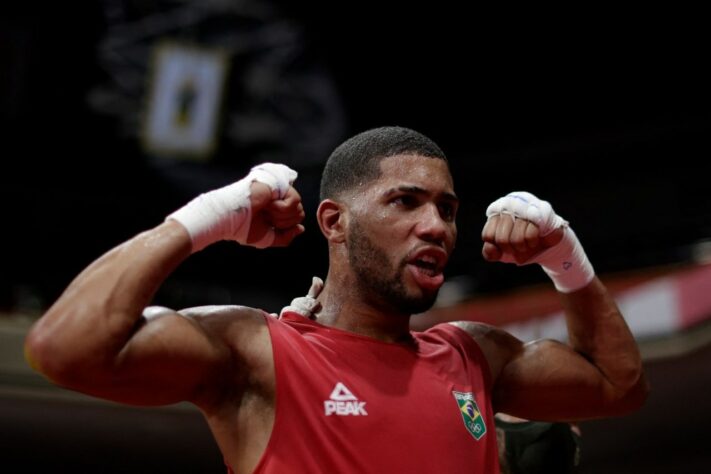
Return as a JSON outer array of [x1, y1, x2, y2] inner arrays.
[[561, 277, 644, 392], [25, 221, 191, 379]]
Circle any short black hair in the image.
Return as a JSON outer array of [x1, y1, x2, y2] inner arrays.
[[320, 126, 447, 201]]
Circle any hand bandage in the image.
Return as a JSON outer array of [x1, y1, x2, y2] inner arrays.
[[167, 163, 297, 252], [280, 276, 324, 319], [486, 192, 595, 293]]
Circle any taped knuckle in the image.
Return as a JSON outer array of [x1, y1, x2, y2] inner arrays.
[[508, 191, 539, 202], [523, 205, 542, 225], [250, 163, 298, 199], [486, 197, 508, 217], [509, 197, 529, 216]]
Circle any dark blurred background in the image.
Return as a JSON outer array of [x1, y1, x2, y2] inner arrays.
[[1, 1, 710, 472], [3, 1, 710, 315]]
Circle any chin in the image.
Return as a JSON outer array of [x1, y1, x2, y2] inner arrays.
[[398, 290, 439, 315]]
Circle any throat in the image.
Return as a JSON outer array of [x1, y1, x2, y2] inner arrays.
[[315, 297, 413, 344], [314, 273, 418, 344]]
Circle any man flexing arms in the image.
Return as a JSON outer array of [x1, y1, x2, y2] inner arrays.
[[25, 126, 647, 473]]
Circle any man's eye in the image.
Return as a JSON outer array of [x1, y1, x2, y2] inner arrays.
[[439, 203, 456, 220], [393, 195, 417, 207]]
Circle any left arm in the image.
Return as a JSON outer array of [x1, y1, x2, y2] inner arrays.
[[460, 192, 648, 421]]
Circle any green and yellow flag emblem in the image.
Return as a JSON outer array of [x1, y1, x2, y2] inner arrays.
[[453, 391, 487, 440]]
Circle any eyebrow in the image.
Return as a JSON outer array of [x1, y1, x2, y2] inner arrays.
[[384, 185, 459, 204]]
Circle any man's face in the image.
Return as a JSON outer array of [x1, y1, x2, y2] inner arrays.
[[345, 154, 458, 315]]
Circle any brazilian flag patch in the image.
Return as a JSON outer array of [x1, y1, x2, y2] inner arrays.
[[452, 391, 487, 440]]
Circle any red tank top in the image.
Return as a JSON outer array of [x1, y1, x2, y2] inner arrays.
[[249, 311, 499, 473]]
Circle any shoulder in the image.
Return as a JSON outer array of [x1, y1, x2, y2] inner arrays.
[[447, 320, 498, 338], [177, 304, 270, 325], [143, 304, 272, 355], [144, 304, 269, 326], [446, 320, 516, 347], [445, 321, 524, 384]]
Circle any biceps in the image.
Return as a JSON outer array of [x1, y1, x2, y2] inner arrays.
[[492, 339, 627, 421]]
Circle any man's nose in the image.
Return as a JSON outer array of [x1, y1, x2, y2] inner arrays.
[[415, 204, 450, 244]]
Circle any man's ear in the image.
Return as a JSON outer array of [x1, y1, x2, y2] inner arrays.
[[317, 199, 347, 243]]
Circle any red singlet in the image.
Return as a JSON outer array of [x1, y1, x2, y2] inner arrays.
[[246, 311, 499, 473]]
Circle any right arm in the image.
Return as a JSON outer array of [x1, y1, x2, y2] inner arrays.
[[24, 167, 304, 408]]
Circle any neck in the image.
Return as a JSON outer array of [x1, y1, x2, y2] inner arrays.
[[314, 272, 413, 344]]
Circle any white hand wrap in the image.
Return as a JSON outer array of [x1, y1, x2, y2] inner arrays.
[[486, 191, 595, 293], [166, 163, 297, 252], [280, 276, 324, 319]]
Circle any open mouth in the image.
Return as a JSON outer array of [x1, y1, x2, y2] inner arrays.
[[412, 256, 440, 277], [407, 247, 447, 289]]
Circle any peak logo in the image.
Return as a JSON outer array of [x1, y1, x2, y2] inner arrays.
[[324, 383, 368, 416]]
